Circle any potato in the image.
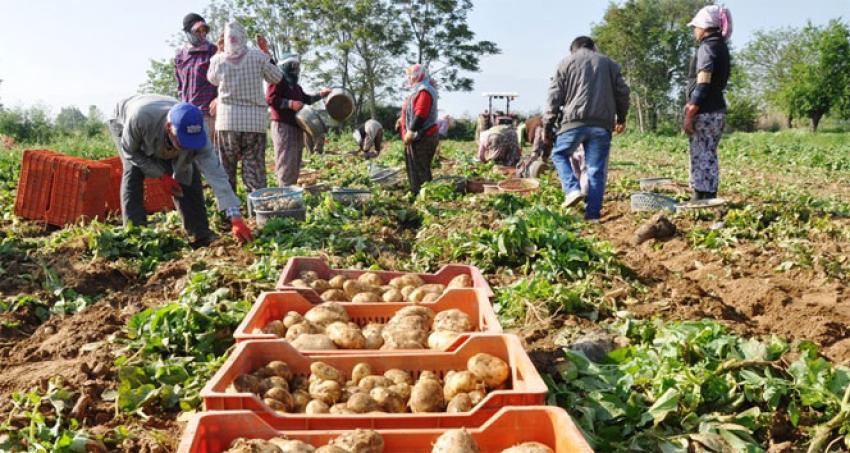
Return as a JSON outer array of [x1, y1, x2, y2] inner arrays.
[[389, 383, 412, 401], [352, 292, 382, 303], [419, 371, 441, 382], [264, 397, 289, 413], [309, 379, 343, 404], [283, 311, 305, 329], [269, 438, 315, 453], [447, 274, 473, 289], [343, 280, 377, 300], [443, 371, 484, 401], [389, 274, 424, 289], [326, 322, 367, 349], [358, 375, 392, 391], [310, 279, 331, 293], [409, 378, 445, 413], [310, 362, 344, 383], [226, 438, 283, 453], [467, 353, 510, 389], [260, 376, 290, 394], [305, 303, 350, 327], [421, 293, 440, 303], [357, 272, 384, 287], [315, 447, 347, 453], [292, 333, 338, 350], [382, 288, 404, 302], [379, 285, 394, 294], [384, 369, 413, 385], [306, 399, 330, 414], [292, 389, 311, 412], [419, 283, 446, 294], [289, 278, 311, 288], [328, 275, 348, 289], [431, 429, 480, 453], [329, 403, 353, 414], [362, 323, 384, 349], [291, 376, 310, 392], [229, 374, 261, 394], [352, 363, 374, 385], [331, 429, 384, 453], [500, 442, 554, 453], [343, 384, 366, 401], [400, 286, 417, 300], [446, 393, 473, 413], [390, 306, 435, 325], [381, 327, 428, 349], [264, 388, 294, 411], [321, 289, 348, 302], [299, 270, 320, 282], [346, 392, 377, 413], [434, 309, 473, 332], [428, 331, 461, 351], [370, 387, 406, 413], [262, 320, 287, 337], [468, 389, 485, 406], [285, 322, 320, 342], [406, 287, 429, 303]]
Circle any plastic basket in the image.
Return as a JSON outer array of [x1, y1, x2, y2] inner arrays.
[[497, 178, 540, 195], [275, 257, 494, 302], [177, 406, 593, 453], [44, 158, 111, 227], [233, 288, 502, 347], [324, 88, 355, 122], [630, 192, 678, 212], [369, 165, 404, 188], [249, 187, 304, 217], [200, 334, 546, 429], [14, 149, 61, 222], [465, 177, 494, 194], [295, 106, 327, 139], [331, 187, 372, 205], [256, 207, 307, 226], [638, 177, 673, 191]]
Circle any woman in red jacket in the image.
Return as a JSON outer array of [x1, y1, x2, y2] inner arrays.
[[398, 64, 439, 196]]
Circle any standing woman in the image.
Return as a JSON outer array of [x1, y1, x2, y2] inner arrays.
[[684, 5, 732, 200], [207, 21, 282, 194], [398, 64, 439, 196], [175, 13, 217, 148]]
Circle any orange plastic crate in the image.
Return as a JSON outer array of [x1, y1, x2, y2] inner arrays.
[[233, 288, 502, 348], [98, 156, 175, 215], [200, 334, 546, 429], [43, 157, 111, 227], [14, 149, 61, 221], [275, 257, 494, 303], [177, 406, 593, 453], [143, 177, 175, 213], [99, 157, 123, 214]]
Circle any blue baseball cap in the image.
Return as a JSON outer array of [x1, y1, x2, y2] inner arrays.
[[169, 102, 207, 150]]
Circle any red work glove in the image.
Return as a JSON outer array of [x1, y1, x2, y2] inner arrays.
[[683, 104, 699, 135], [230, 217, 253, 244], [289, 100, 304, 111], [256, 34, 270, 55], [159, 174, 184, 198]]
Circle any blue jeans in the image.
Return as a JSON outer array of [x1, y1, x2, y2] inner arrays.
[[551, 127, 612, 220]]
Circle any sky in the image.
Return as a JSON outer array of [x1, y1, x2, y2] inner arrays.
[[0, 0, 847, 119]]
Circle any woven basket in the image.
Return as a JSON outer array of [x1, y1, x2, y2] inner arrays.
[[630, 192, 677, 212], [331, 187, 372, 205]]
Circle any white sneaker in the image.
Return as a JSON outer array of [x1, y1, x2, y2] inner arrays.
[[561, 190, 585, 208]]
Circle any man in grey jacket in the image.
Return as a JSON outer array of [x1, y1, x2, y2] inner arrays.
[[544, 36, 630, 221], [108, 94, 252, 246]]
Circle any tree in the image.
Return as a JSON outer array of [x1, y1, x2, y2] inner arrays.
[[396, 0, 500, 91], [724, 63, 760, 132], [139, 58, 177, 97], [738, 28, 804, 127], [85, 105, 106, 137], [593, 0, 712, 132], [205, 0, 313, 61], [55, 106, 87, 132]]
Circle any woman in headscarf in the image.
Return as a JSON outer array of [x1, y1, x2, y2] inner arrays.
[[207, 21, 282, 194], [397, 64, 439, 196], [684, 5, 732, 200], [266, 53, 331, 186], [175, 13, 217, 144]]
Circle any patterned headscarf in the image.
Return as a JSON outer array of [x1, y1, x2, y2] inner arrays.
[[688, 5, 733, 40], [405, 64, 436, 87], [224, 21, 249, 63]]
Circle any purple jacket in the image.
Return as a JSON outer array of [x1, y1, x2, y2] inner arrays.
[[175, 42, 218, 114]]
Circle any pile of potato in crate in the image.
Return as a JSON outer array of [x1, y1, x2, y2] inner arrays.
[[177, 257, 593, 453]]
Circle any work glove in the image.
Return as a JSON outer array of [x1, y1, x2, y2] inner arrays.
[[159, 174, 184, 198], [230, 217, 253, 244], [289, 100, 304, 111], [256, 34, 270, 55], [683, 104, 699, 135]]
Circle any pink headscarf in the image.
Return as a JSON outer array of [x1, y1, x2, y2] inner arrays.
[[688, 5, 733, 40], [405, 64, 437, 87]]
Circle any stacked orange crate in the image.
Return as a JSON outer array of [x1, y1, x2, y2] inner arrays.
[[99, 157, 123, 214], [44, 158, 111, 227], [98, 156, 175, 215], [14, 149, 61, 222]]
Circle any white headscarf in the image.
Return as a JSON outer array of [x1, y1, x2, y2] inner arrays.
[[224, 21, 249, 63], [688, 5, 733, 40]]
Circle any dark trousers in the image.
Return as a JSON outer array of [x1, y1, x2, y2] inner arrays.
[[404, 134, 439, 196], [119, 155, 212, 240]]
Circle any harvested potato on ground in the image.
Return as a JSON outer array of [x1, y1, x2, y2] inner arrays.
[[352, 292, 382, 303], [305, 399, 330, 414], [331, 429, 385, 453], [446, 393, 473, 413], [326, 321, 367, 349], [264, 388, 294, 411], [299, 271, 320, 283], [226, 438, 283, 453], [289, 279, 310, 288], [229, 374, 261, 394], [311, 362, 344, 383], [444, 371, 484, 401], [285, 322, 320, 341], [409, 378, 445, 413], [292, 389, 310, 411], [432, 429, 479, 453], [468, 389, 485, 406], [343, 280, 378, 300], [389, 383, 412, 401], [346, 392, 377, 413], [358, 273, 384, 287], [434, 309, 473, 333], [468, 353, 510, 389], [320, 289, 348, 302], [310, 279, 331, 293], [283, 312, 305, 329], [269, 438, 316, 453], [292, 333, 337, 350], [358, 375, 392, 391], [447, 274, 473, 289], [264, 398, 289, 413], [370, 387, 406, 413], [352, 363, 374, 385], [328, 274, 348, 289], [263, 320, 287, 337], [309, 380, 343, 405], [400, 286, 416, 300], [381, 288, 404, 302], [500, 442, 554, 453], [421, 293, 440, 303], [305, 302, 350, 327], [384, 369, 413, 385], [428, 330, 461, 351], [362, 323, 384, 349], [260, 376, 290, 393]]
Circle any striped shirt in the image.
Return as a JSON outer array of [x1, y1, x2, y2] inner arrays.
[[208, 49, 282, 133], [174, 43, 218, 114]]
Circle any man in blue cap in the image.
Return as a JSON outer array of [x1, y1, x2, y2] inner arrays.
[[108, 94, 252, 246]]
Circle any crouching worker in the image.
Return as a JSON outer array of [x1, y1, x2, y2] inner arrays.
[[108, 94, 253, 247], [353, 119, 384, 159]]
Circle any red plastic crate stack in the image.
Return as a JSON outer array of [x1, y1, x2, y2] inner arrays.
[[14, 149, 61, 222], [98, 157, 175, 215], [44, 157, 112, 227]]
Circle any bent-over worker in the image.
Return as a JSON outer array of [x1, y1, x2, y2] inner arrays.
[[353, 119, 384, 159]]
